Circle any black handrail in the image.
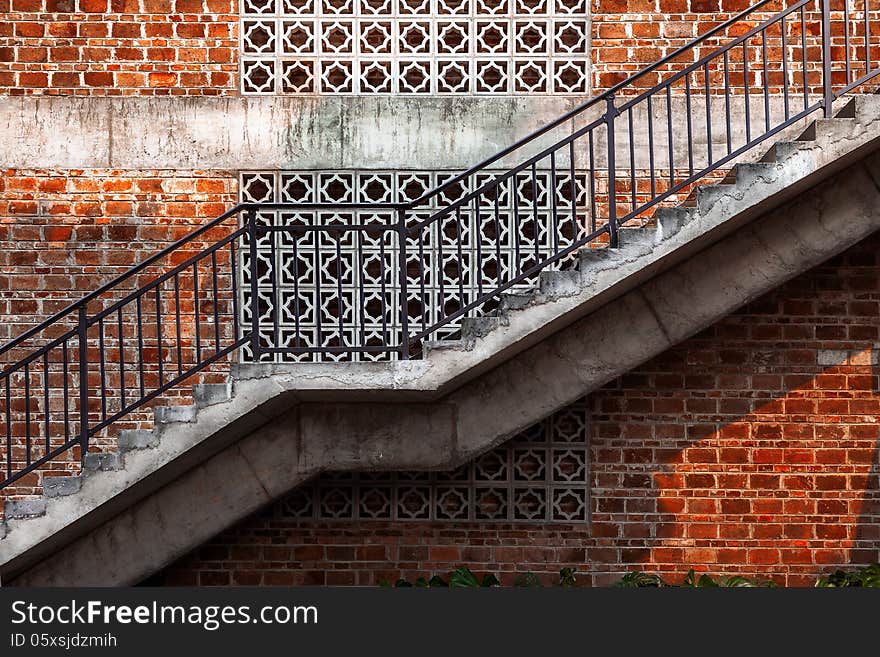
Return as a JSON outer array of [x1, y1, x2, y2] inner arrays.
[[1, 0, 874, 490]]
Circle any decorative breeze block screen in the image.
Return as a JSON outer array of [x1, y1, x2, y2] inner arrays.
[[239, 169, 589, 362], [240, 0, 589, 94], [278, 402, 589, 523]]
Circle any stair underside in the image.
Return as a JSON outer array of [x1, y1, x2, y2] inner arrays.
[[4, 95, 880, 585]]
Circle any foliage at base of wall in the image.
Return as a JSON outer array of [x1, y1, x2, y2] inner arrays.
[[379, 568, 577, 588], [380, 565, 880, 588], [615, 564, 880, 588], [814, 564, 880, 587]]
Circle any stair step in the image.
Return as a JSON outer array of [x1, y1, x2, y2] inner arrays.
[[153, 404, 197, 425], [729, 162, 778, 190], [461, 316, 502, 340], [616, 226, 655, 246], [83, 452, 124, 473], [43, 475, 82, 498], [653, 207, 694, 238], [578, 245, 624, 269], [695, 183, 735, 213], [192, 383, 233, 409], [118, 429, 158, 453], [422, 339, 467, 356], [5, 498, 47, 519], [538, 269, 581, 297], [499, 292, 534, 312], [760, 141, 804, 164], [798, 117, 855, 142]]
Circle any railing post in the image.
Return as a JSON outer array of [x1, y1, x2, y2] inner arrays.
[[245, 209, 261, 361], [820, 0, 834, 118], [77, 303, 89, 465], [604, 94, 619, 248], [397, 207, 410, 360]]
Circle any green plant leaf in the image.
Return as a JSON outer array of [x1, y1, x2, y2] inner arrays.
[[481, 573, 501, 587], [428, 575, 449, 588], [449, 567, 481, 588], [395, 579, 413, 588], [613, 571, 665, 588], [514, 572, 543, 587], [414, 577, 429, 588], [697, 574, 719, 588], [559, 567, 577, 587], [378, 579, 392, 588]]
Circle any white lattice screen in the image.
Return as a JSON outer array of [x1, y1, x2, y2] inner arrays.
[[240, 0, 589, 94], [279, 402, 589, 523], [239, 169, 589, 362]]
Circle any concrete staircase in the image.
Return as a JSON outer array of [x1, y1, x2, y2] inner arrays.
[[4, 95, 880, 586]]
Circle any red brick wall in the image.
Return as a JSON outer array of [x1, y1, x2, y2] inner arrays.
[[150, 232, 880, 587], [0, 169, 237, 501], [0, 0, 238, 95], [0, 0, 828, 96]]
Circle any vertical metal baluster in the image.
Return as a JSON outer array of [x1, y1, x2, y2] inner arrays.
[[315, 227, 323, 358], [211, 250, 221, 353], [246, 209, 260, 360], [455, 206, 465, 313], [724, 49, 732, 155], [844, 0, 851, 82], [568, 139, 579, 239], [684, 73, 694, 177], [77, 304, 89, 465], [762, 29, 771, 131], [628, 107, 636, 215], [549, 153, 558, 255], [396, 208, 409, 360], [117, 308, 126, 411], [174, 273, 183, 377], [821, 0, 833, 117], [434, 215, 449, 321], [530, 163, 540, 261], [43, 352, 50, 454], [357, 229, 367, 348], [5, 377, 11, 479], [866, 0, 871, 76], [63, 338, 70, 442], [335, 230, 345, 351], [136, 296, 145, 398], [801, 4, 809, 111], [472, 193, 482, 299], [98, 318, 106, 422], [781, 13, 790, 121], [230, 239, 240, 344], [511, 174, 521, 276], [193, 262, 201, 364], [647, 95, 656, 199], [744, 39, 752, 141], [493, 183, 503, 285], [268, 225, 279, 356], [379, 230, 388, 342], [292, 230, 302, 349], [418, 225, 426, 334], [666, 85, 674, 192], [606, 94, 619, 247], [704, 62, 713, 167], [587, 132, 596, 234], [155, 285, 163, 388], [24, 362, 30, 465]]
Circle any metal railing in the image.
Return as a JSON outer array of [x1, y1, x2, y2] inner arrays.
[[2, 0, 879, 489]]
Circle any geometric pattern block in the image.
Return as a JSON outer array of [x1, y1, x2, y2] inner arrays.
[[276, 399, 589, 523], [241, 0, 589, 94], [239, 169, 589, 362]]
